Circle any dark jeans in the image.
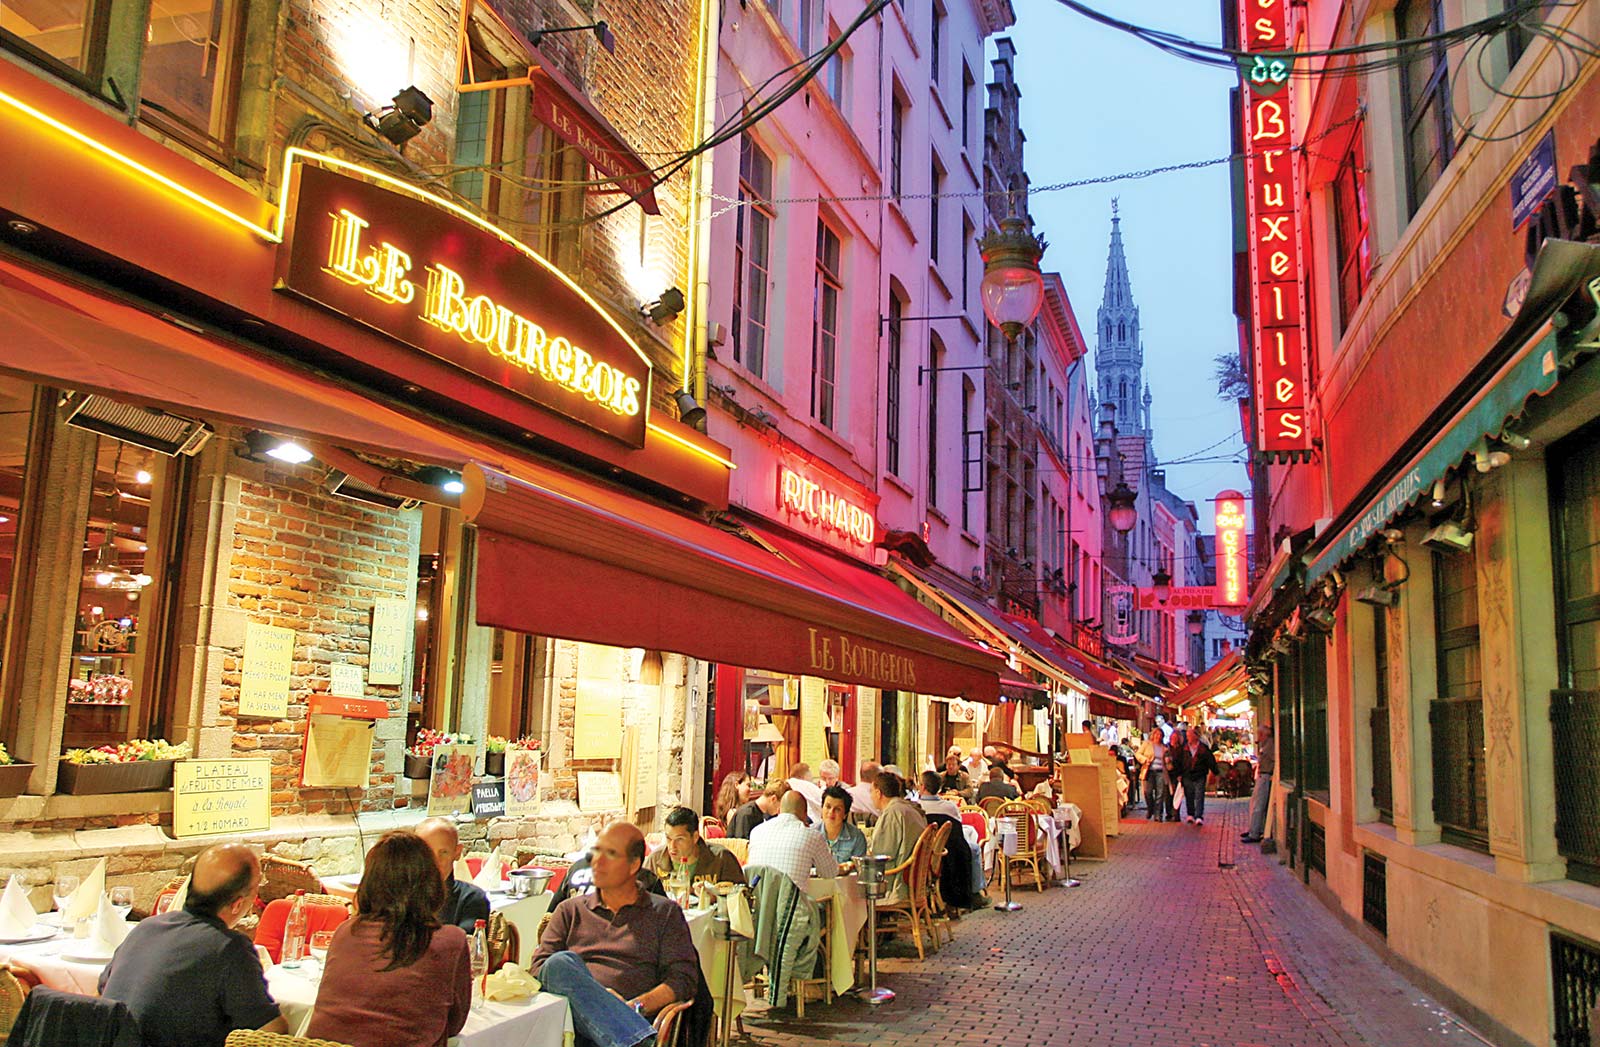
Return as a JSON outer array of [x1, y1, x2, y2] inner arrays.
[[1183, 772, 1208, 820], [1144, 771, 1170, 820], [538, 950, 655, 1047]]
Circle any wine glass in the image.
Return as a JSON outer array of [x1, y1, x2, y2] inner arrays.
[[110, 886, 133, 919], [308, 929, 334, 968], [53, 874, 80, 918]]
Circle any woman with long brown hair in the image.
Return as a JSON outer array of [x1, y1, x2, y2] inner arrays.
[[307, 831, 471, 1047], [712, 771, 752, 825]]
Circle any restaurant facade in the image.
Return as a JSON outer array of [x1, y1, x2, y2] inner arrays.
[[0, 0, 1005, 901], [1232, 1, 1600, 1044]]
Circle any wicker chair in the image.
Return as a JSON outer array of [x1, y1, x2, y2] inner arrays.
[[259, 855, 325, 905], [994, 801, 1046, 892], [716, 837, 748, 864], [874, 826, 936, 960], [653, 998, 697, 1047], [224, 1032, 354, 1047], [923, 822, 954, 949], [487, 910, 520, 969], [977, 795, 1007, 817], [0, 966, 27, 1044]]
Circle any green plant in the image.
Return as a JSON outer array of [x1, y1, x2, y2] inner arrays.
[[0, 741, 13, 766], [62, 739, 189, 765], [485, 736, 508, 754]]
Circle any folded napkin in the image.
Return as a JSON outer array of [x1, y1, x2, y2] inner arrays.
[[0, 875, 38, 937], [453, 858, 474, 883], [727, 888, 754, 938], [482, 962, 539, 1001], [62, 858, 107, 924], [85, 892, 130, 957], [255, 945, 273, 971], [167, 875, 190, 914], [471, 853, 504, 891]]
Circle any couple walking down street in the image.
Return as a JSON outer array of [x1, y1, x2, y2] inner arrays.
[[1137, 721, 1219, 824]]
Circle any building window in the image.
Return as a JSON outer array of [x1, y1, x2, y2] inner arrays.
[[927, 337, 943, 503], [960, 379, 975, 532], [1332, 126, 1371, 330], [961, 64, 975, 148], [1551, 425, 1600, 883], [929, 156, 944, 265], [1398, 0, 1454, 216], [890, 94, 905, 199], [930, 1, 943, 88], [140, 0, 247, 149], [961, 215, 974, 308], [1371, 603, 1393, 822], [812, 220, 843, 429], [823, 39, 847, 111], [733, 135, 775, 379], [1431, 545, 1487, 849], [886, 294, 903, 476]]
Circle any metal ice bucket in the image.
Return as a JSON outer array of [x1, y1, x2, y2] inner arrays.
[[507, 868, 553, 897], [857, 853, 891, 900]]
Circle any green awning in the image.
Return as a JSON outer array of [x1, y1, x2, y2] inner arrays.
[[1306, 327, 1558, 583]]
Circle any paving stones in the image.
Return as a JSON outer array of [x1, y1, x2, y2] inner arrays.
[[736, 799, 1484, 1047]]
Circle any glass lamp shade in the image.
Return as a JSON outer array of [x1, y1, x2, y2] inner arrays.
[[978, 216, 1046, 341], [1107, 482, 1138, 534], [1152, 569, 1172, 604]]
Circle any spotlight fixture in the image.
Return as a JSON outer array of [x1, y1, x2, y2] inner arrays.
[[1473, 436, 1510, 473], [364, 86, 435, 147], [415, 465, 466, 495], [1353, 585, 1398, 607], [1422, 519, 1474, 553], [1305, 606, 1336, 631], [1499, 428, 1531, 451], [240, 431, 314, 465], [640, 287, 686, 325], [672, 389, 707, 432], [1430, 478, 1447, 508]]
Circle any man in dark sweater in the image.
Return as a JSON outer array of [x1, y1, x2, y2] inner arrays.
[[418, 816, 491, 932], [100, 843, 286, 1047]]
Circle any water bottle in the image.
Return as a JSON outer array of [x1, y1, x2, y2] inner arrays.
[[470, 918, 490, 997], [282, 890, 309, 967]]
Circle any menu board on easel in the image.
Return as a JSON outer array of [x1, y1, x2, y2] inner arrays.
[[574, 644, 624, 760], [302, 715, 374, 788]]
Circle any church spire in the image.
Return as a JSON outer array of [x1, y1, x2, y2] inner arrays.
[[1095, 201, 1143, 430]]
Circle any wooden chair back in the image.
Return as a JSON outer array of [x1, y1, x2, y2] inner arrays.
[[487, 910, 520, 969], [225, 1030, 355, 1047], [995, 802, 1039, 854], [259, 854, 324, 905], [700, 816, 727, 839], [0, 966, 27, 1043], [977, 795, 1006, 816], [717, 837, 748, 864]]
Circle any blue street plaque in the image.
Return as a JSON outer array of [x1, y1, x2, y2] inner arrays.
[[1511, 130, 1558, 230]]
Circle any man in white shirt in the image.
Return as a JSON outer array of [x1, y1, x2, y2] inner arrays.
[[747, 792, 838, 890], [848, 762, 882, 817], [817, 760, 842, 790], [915, 771, 963, 820], [1098, 721, 1121, 747], [785, 762, 825, 823]]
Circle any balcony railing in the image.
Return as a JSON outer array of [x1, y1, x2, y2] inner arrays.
[[1552, 690, 1600, 885]]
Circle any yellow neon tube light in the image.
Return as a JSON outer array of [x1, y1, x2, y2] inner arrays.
[[646, 421, 736, 470], [0, 87, 278, 241]]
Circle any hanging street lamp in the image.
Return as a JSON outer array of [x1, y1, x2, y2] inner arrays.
[[1106, 481, 1138, 534]]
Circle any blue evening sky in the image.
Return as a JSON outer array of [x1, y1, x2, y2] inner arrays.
[[1000, 0, 1251, 515]]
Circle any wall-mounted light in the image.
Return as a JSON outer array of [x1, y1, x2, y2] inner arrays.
[[1500, 428, 1531, 451], [528, 20, 617, 54], [1430, 478, 1447, 508], [673, 389, 707, 432], [240, 431, 314, 465], [414, 465, 466, 494], [1473, 436, 1510, 473], [640, 287, 686, 325], [364, 86, 435, 147], [1151, 568, 1172, 605]]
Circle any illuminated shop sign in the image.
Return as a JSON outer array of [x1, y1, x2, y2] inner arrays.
[[1215, 490, 1248, 607], [807, 628, 916, 689], [1239, 0, 1313, 459], [278, 162, 652, 447], [778, 467, 876, 546]]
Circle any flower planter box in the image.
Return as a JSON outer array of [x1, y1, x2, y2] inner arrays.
[[0, 761, 34, 798], [57, 758, 176, 795], [484, 752, 504, 778], [404, 754, 434, 779]]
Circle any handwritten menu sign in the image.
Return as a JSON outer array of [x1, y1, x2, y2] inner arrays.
[[471, 781, 506, 818], [368, 599, 408, 685], [239, 622, 294, 718], [329, 663, 364, 698], [302, 715, 374, 788], [577, 771, 624, 813], [173, 759, 271, 838], [504, 747, 542, 818]]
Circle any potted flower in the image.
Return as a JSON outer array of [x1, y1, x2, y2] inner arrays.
[[58, 739, 189, 795], [484, 736, 508, 778], [405, 729, 474, 779], [0, 741, 34, 799]]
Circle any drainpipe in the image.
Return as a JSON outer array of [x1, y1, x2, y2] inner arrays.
[[683, 0, 721, 406]]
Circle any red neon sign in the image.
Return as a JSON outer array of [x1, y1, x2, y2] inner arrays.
[[1239, 0, 1313, 457], [778, 467, 876, 546], [1215, 490, 1248, 607]]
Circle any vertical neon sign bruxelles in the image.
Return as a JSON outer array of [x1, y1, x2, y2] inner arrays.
[[1240, 0, 1313, 457], [1214, 490, 1249, 608]]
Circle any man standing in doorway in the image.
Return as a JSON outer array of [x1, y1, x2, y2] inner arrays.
[[1242, 723, 1275, 843]]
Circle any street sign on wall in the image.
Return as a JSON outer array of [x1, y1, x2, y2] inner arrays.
[[1510, 131, 1558, 230]]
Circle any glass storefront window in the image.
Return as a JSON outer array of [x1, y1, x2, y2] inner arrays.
[[0, 0, 103, 75], [140, 0, 246, 146], [64, 437, 175, 750]]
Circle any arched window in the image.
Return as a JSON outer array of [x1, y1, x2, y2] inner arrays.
[[1119, 379, 1127, 401], [1118, 321, 1125, 340]]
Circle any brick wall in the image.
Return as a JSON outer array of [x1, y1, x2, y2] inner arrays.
[[223, 460, 418, 816]]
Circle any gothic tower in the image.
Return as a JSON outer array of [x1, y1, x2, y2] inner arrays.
[[1095, 201, 1146, 435]]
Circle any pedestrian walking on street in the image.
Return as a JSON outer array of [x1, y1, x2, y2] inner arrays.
[[1242, 723, 1275, 843], [1166, 722, 1190, 818], [1181, 727, 1219, 825], [1137, 731, 1171, 821]]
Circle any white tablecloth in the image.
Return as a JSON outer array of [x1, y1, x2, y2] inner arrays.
[[0, 925, 112, 995], [806, 875, 865, 996], [268, 961, 571, 1047]]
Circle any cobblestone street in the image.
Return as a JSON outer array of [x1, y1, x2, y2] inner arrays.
[[740, 800, 1488, 1047]]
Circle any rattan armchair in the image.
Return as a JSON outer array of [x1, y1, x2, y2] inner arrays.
[[874, 825, 936, 960], [0, 966, 28, 1043], [923, 822, 954, 949], [653, 997, 698, 1047], [977, 795, 1007, 816], [994, 801, 1047, 892], [258, 854, 325, 905], [223, 1031, 353, 1047]]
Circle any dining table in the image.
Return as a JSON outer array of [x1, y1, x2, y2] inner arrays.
[[267, 958, 573, 1047], [0, 913, 127, 995]]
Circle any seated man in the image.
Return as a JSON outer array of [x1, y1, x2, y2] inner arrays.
[[816, 759, 842, 790], [868, 772, 927, 904], [939, 752, 973, 799], [728, 779, 786, 839], [647, 805, 746, 885], [417, 816, 490, 933], [748, 791, 838, 889], [785, 762, 825, 823], [847, 762, 881, 819], [532, 823, 700, 1047], [976, 765, 1021, 803], [813, 785, 868, 865], [983, 744, 1018, 780], [100, 842, 287, 1047], [551, 848, 665, 906], [916, 770, 964, 820]]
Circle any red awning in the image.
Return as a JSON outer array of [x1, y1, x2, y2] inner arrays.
[[463, 465, 1003, 700], [1089, 696, 1139, 720], [1169, 652, 1247, 710]]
